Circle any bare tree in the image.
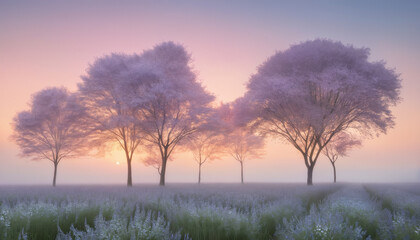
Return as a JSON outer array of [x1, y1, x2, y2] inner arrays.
[[188, 133, 224, 184], [143, 143, 174, 178], [220, 103, 265, 184], [185, 104, 230, 184], [117, 42, 214, 186], [237, 39, 401, 185], [78, 53, 143, 187], [323, 133, 361, 183], [11, 87, 90, 186], [144, 155, 162, 175], [226, 129, 265, 184]]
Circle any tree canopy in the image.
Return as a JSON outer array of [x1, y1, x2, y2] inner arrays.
[[237, 39, 401, 185], [116, 42, 215, 186], [12, 87, 91, 186]]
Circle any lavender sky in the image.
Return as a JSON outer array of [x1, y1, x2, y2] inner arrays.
[[1, 1, 419, 185]]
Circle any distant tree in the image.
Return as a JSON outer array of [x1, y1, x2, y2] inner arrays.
[[143, 152, 162, 176], [323, 133, 361, 183], [143, 144, 174, 178], [222, 103, 265, 184], [118, 42, 215, 186], [144, 154, 162, 175], [186, 104, 230, 184], [78, 53, 143, 187], [11, 87, 90, 186], [237, 39, 401, 185], [187, 132, 225, 184], [226, 129, 265, 184]]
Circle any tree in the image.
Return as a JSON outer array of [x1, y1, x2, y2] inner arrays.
[[222, 103, 265, 184], [117, 42, 215, 186], [143, 143, 174, 180], [11, 87, 90, 186], [185, 104, 229, 184], [78, 53, 143, 187], [143, 145, 173, 177], [226, 129, 265, 184], [238, 39, 401, 185], [187, 132, 224, 184], [323, 132, 361, 183], [144, 154, 163, 175]]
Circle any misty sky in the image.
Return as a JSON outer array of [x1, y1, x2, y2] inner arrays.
[[1, 0, 419, 185]]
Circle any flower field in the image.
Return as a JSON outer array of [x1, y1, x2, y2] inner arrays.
[[0, 184, 419, 240]]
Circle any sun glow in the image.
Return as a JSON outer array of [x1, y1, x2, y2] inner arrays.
[[0, 1, 419, 185]]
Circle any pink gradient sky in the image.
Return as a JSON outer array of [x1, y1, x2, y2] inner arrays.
[[1, 1, 419, 185]]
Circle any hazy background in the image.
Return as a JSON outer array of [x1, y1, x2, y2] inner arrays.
[[1, 0, 419, 185]]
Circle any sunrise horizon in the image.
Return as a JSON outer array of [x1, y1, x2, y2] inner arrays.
[[1, 0, 419, 186]]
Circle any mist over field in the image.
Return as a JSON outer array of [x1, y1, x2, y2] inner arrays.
[[1, 1, 420, 239], [1, 0, 420, 185]]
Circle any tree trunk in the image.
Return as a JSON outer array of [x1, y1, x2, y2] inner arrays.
[[240, 161, 244, 184], [198, 163, 202, 184], [307, 165, 314, 185], [127, 158, 132, 187], [332, 162, 336, 183], [159, 156, 167, 186], [52, 162, 58, 187]]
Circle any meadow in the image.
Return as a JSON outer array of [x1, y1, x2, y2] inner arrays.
[[0, 183, 419, 240]]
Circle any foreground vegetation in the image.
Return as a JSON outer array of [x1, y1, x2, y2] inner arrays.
[[0, 184, 419, 240]]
